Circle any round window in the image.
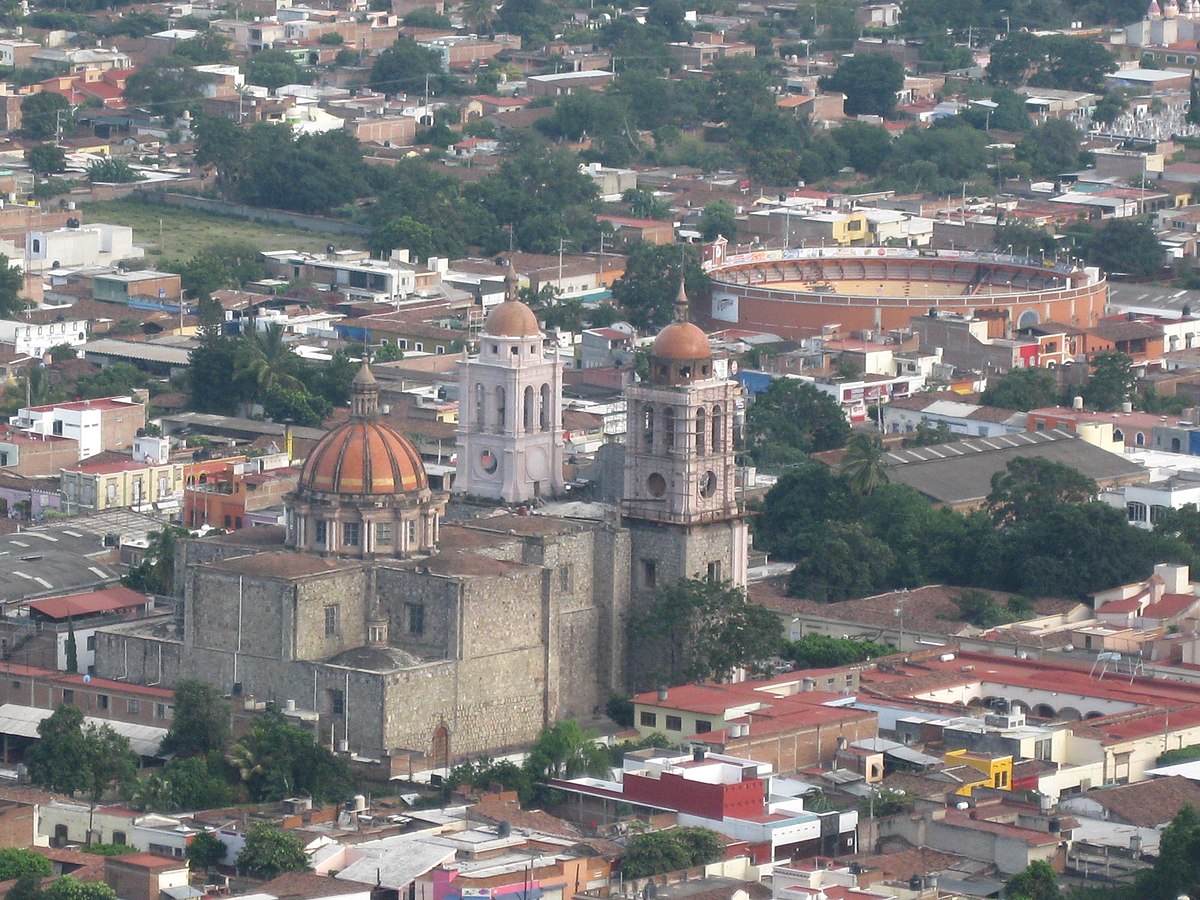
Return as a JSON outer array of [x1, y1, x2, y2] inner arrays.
[[647, 473, 667, 497], [480, 450, 498, 474], [699, 471, 717, 498]]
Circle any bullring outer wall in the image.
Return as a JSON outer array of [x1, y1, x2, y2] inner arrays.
[[705, 247, 1108, 339]]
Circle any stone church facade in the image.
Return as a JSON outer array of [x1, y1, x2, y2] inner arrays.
[[93, 295, 743, 771]]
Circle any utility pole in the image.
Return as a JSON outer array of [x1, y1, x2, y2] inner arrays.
[[558, 237, 567, 299]]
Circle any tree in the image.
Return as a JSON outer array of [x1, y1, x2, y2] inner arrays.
[[86, 158, 142, 184], [1095, 90, 1130, 127], [954, 588, 1016, 628], [786, 521, 896, 601], [744, 378, 850, 469], [231, 706, 348, 802], [987, 457, 1097, 525], [171, 32, 231, 64], [27, 143, 66, 176], [244, 48, 312, 90], [83, 725, 139, 806], [26, 705, 92, 796], [611, 242, 707, 330], [626, 578, 782, 688], [1017, 119, 1087, 177], [995, 223, 1056, 259], [782, 635, 889, 668], [47, 343, 77, 363], [1004, 861, 1062, 900], [1135, 804, 1200, 899], [162, 680, 231, 758], [494, 0, 559, 45], [622, 828, 724, 878], [121, 526, 188, 596], [187, 832, 228, 871], [699, 200, 737, 242], [124, 59, 206, 121], [448, 757, 535, 803], [369, 38, 454, 96], [0, 848, 52, 881], [1085, 219, 1164, 277], [21, 93, 69, 140], [42, 877, 117, 899], [0, 254, 26, 319], [819, 54, 904, 118], [980, 367, 1059, 411], [830, 121, 893, 175], [236, 826, 308, 880], [841, 433, 889, 496], [460, 0, 497, 34], [523, 720, 611, 781], [468, 146, 601, 254], [65, 617, 78, 674], [1084, 350, 1137, 412]]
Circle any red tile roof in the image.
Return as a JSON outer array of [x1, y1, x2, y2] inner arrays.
[[25, 586, 150, 621]]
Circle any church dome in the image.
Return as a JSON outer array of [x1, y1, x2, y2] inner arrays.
[[651, 322, 712, 361], [484, 300, 540, 338], [299, 421, 427, 495]]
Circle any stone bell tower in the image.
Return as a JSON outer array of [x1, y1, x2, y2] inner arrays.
[[622, 282, 748, 596], [454, 263, 566, 503]]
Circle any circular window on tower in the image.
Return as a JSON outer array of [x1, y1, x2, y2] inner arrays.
[[699, 470, 717, 498], [647, 473, 667, 497], [480, 450, 498, 474]]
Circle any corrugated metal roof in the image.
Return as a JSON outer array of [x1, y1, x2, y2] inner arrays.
[[0, 703, 166, 757]]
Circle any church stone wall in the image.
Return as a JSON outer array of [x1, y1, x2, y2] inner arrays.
[[375, 566, 459, 658], [293, 571, 370, 661]]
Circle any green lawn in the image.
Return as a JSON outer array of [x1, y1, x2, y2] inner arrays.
[[80, 197, 346, 260]]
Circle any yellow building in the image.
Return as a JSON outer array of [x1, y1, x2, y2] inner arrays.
[[61, 458, 184, 513], [945, 749, 1014, 796]]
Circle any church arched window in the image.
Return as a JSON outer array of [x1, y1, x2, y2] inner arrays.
[[495, 386, 506, 430], [474, 383, 484, 430], [524, 385, 536, 433], [664, 407, 676, 450], [696, 407, 706, 454], [642, 403, 655, 449], [540, 383, 551, 431], [712, 404, 723, 451]]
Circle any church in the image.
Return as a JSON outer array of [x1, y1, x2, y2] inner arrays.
[[93, 277, 748, 773]]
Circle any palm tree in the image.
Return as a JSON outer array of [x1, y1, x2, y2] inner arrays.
[[236, 324, 304, 400], [460, 0, 496, 35], [841, 432, 889, 496]]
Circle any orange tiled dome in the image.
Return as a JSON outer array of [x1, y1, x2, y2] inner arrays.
[[484, 300, 540, 337], [299, 421, 427, 495], [651, 322, 712, 360]]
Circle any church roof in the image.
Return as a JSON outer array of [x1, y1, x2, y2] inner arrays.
[[325, 644, 425, 671], [298, 420, 428, 496], [484, 300, 540, 338], [651, 321, 712, 361]]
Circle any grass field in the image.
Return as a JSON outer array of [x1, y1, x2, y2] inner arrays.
[[80, 198, 344, 260]]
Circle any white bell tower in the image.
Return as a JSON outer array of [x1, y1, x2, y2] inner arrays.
[[454, 264, 566, 503]]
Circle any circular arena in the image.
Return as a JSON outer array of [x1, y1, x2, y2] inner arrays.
[[703, 246, 1108, 339]]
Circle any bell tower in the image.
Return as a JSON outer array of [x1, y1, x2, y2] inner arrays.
[[454, 264, 566, 503], [622, 283, 748, 596]]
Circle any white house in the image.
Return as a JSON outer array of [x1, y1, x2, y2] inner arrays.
[[0, 318, 88, 357]]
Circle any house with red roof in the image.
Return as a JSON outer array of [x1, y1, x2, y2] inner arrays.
[[626, 669, 878, 775], [2, 586, 155, 673], [551, 748, 859, 864], [1093, 562, 1200, 629]]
